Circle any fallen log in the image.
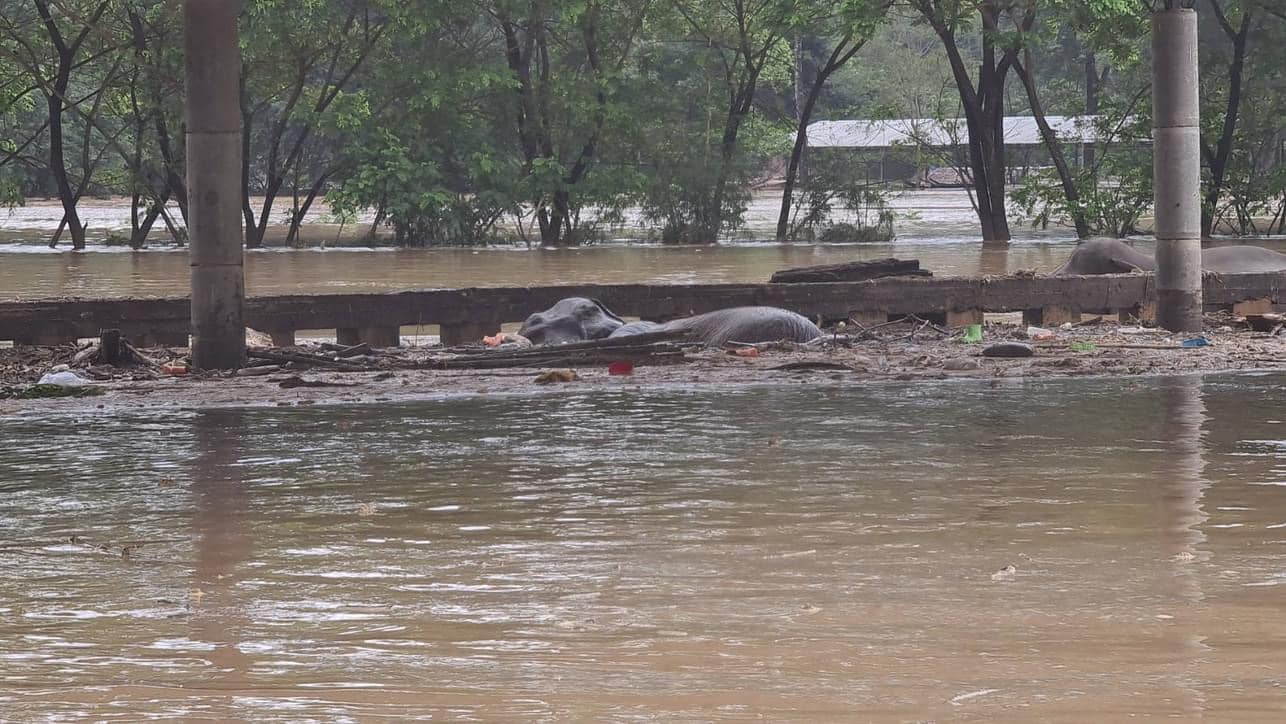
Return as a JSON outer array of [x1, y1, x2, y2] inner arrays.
[[769, 258, 931, 283], [427, 349, 690, 370], [247, 349, 370, 369], [444, 329, 689, 355], [413, 333, 693, 370]]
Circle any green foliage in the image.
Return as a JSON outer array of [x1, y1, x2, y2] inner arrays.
[[1012, 113, 1153, 237], [785, 151, 896, 242], [0, 0, 1285, 246]]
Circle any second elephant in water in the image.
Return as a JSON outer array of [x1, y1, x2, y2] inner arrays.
[[1052, 238, 1286, 275], [517, 297, 821, 347]]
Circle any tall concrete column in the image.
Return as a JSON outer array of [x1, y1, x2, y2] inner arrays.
[[185, 0, 246, 369], [1152, 8, 1202, 332]]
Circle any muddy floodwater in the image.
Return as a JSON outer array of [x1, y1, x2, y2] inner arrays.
[[2, 374, 1285, 719], [0, 238, 1088, 300], [4, 191, 1284, 299]]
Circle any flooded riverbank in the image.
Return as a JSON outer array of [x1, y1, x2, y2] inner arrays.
[[2, 373, 1284, 719]]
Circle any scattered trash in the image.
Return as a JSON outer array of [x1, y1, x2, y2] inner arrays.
[[982, 342, 1034, 358], [1181, 337, 1210, 348], [959, 324, 983, 343], [245, 328, 275, 348], [160, 362, 189, 376], [534, 369, 578, 384], [1025, 325, 1055, 341], [730, 347, 759, 358], [483, 332, 533, 349], [607, 360, 635, 376], [37, 370, 91, 387], [1070, 341, 1096, 352], [1117, 326, 1166, 335], [990, 564, 1017, 581]]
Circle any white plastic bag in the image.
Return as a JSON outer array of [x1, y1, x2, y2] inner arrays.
[[37, 371, 91, 387]]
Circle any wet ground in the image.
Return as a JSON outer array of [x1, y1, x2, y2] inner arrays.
[[2, 315, 1283, 411], [2, 373, 1285, 719]]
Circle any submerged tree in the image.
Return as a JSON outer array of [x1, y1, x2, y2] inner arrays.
[[775, 0, 891, 241]]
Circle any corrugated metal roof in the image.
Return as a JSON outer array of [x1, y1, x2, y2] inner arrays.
[[805, 116, 1106, 148]]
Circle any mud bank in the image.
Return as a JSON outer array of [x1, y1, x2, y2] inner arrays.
[[2, 314, 1282, 414]]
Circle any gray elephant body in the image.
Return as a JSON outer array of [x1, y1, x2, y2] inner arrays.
[[618, 306, 822, 346], [518, 297, 821, 346], [1052, 238, 1286, 276], [1051, 238, 1156, 275], [1202, 245, 1286, 273]]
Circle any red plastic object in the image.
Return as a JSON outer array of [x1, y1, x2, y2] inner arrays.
[[732, 347, 759, 358], [608, 360, 634, 376]]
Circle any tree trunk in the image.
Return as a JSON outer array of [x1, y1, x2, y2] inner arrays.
[[1016, 52, 1090, 238], [923, 3, 1014, 243], [46, 75, 86, 250], [1201, 4, 1252, 238], [1083, 53, 1100, 168], [240, 78, 259, 248], [285, 171, 331, 246], [777, 37, 864, 241]]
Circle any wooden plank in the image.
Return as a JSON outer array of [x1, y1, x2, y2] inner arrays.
[[769, 258, 929, 283], [1, 272, 1283, 343]]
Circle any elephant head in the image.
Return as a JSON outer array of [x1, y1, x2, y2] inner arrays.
[[1051, 238, 1156, 276], [518, 297, 625, 345]]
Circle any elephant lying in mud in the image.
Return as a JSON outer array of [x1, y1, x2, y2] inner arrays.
[[517, 297, 822, 347], [1052, 238, 1286, 276]]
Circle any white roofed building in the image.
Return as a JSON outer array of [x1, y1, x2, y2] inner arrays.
[[797, 116, 1129, 186]]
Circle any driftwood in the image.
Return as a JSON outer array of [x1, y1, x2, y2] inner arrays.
[[412, 332, 693, 370], [319, 342, 372, 357], [70, 329, 157, 368], [463, 329, 689, 353], [246, 349, 369, 369], [770, 258, 931, 284], [770, 361, 856, 372]]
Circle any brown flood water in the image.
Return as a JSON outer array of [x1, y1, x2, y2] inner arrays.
[[2, 374, 1285, 720], [0, 242, 1080, 300]]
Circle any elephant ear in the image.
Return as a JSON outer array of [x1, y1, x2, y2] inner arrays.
[[591, 298, 625, 324]]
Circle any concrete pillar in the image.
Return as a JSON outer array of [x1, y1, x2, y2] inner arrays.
[[186, 0, 246, 370], [1152, 9, 1203, 332]]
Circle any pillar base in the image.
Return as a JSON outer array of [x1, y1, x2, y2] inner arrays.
[[1156, 289, 1203, 332]]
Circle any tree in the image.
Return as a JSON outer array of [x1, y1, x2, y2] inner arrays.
[[1200, 0, 1255, 236], [239, 1, 391, 248], [488, 0, 651, 246], [668, 0, 795, 242], [775, 0, 890, 241], [909, 0, 1030, 243], [0, 1, 114, 249]]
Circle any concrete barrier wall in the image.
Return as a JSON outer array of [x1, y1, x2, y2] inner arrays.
[[1, 272, 1282, 346]]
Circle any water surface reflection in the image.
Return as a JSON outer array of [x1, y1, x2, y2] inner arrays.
[[2, 375, 1285, 719]]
